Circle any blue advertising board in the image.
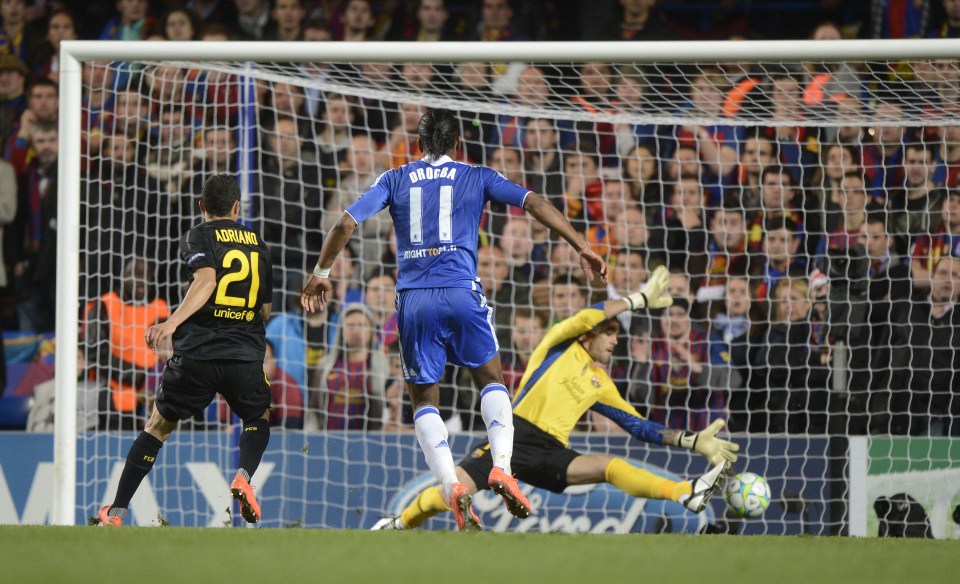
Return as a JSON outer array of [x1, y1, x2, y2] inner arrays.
[[0, 432, 839, 534]]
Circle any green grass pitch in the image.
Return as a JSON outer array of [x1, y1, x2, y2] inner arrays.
[[2, 526, 955, 584]]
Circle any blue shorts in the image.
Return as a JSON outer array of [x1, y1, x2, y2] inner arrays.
[[396, 287, 499, 384]]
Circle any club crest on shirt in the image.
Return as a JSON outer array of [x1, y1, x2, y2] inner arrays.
[[591, 375, 602, 388]]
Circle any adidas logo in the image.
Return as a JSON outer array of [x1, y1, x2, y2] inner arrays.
[[488, 419, 504, 429], [435, 440, 449, 449]]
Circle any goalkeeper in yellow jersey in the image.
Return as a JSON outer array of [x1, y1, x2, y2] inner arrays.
[[373, 266, 739, 531]]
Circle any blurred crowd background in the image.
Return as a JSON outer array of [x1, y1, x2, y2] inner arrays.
[[0, 0, 959, 440]]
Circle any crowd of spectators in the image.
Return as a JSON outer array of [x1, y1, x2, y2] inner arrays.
[[0, 0, 959, 438]]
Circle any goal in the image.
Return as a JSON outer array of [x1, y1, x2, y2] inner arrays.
[[54, 39, 960, 537]]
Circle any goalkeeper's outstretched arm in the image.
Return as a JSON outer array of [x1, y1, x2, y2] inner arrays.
[[592, 396, 740, 466], [601, 265, 675, 320], [666, 419, 740, 466]]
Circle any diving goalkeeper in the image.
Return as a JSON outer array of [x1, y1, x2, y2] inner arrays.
[[373, 266, 739, 531]]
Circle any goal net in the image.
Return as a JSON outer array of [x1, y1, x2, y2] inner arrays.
[[57, 41, 960, 536]]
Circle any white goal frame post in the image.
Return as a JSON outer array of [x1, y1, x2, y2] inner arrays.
[[54, 39, 960, 525]]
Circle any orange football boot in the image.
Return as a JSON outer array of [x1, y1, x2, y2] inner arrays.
[[488, 467, 531, 518], [449, 483, 482, 532], [97, 506, 123, 527], [230, 475, 261, 524]]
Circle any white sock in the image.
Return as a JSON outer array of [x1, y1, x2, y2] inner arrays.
[[480, 383, 514, 474], [413, 405, 459, 497]]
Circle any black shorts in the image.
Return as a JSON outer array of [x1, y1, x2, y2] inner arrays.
[[156, 355, 270, 423], [459, 415, 581, 494]]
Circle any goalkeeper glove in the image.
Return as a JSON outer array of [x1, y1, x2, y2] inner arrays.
[[678, 419, 740, 466], [625, 265, 673, 310]]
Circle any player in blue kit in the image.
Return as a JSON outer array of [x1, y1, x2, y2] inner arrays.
[[302, 109, 608, 531]]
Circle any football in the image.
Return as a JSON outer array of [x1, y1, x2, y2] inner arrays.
[[724, 472, 771, 518]]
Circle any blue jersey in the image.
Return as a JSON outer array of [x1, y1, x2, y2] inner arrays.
[[346, 155, 530, 291]]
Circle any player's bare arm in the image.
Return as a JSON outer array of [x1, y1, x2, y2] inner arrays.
[[259, 302, 272, 322], [146, 267, 217, 350], [302, 212, 357, 313], [522, 192, 609, 283]]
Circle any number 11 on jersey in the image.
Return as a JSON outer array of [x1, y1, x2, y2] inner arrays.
[[409, 185, 453, 245]]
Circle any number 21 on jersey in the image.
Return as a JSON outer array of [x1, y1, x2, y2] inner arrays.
[[215, 250, 261, 308]]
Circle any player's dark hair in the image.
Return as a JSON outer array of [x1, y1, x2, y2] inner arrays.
[[201, 174, 241, 217], [417, 108, 459, 159], [589, 318, 621, 338]]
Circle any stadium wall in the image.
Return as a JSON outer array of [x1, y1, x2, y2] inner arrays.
[[3, 433, 839, 534]]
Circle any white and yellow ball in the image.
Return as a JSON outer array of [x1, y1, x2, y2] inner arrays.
[[723, 472, 771, 518]]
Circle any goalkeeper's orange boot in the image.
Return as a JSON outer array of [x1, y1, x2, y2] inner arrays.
[[97, 506, 123, 527], [230, 475, 261, 524], [449, 483, 482, 532], [488, 467, 531, 519]]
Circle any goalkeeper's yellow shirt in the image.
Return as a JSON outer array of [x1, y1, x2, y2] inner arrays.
[[513, 305, 668, 447]]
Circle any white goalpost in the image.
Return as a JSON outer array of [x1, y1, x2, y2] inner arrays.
[[54, 39, 960, 534]]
